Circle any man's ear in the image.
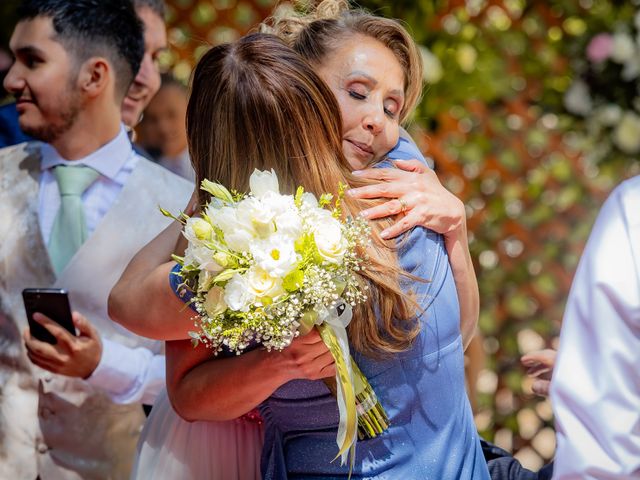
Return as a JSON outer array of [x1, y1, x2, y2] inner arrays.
[[77, 57, 112, 98]]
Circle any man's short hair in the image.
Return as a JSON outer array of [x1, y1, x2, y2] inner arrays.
[[17, 0, 144, 98], [133, 0, 166, 18]]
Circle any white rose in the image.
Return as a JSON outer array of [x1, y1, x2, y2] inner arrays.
[[313, 214, 347, 264], [613, 111, 640, 154], [198, 270, 213, 292], [250, 234, 299, 277], [262, 190, 295, 215], [273, 197, 303, 238], [275, 210, 303, 238], [237, 197, 277, 238], [214, 205, 255, 252], [184, 244, 223, 273], [611, 31, 635, 64], [245, 267, 285, 301], [203, 286, 227, 317], [183, 217, 212, 246], [301, 192, 318, 208], [224, 274, 255, 312], [249, 169, 280, 198]]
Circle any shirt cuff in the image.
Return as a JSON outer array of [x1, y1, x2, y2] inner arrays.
[[86, 336, 165, 405]]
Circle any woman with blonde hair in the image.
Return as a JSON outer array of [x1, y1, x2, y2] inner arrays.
[[264, 0, 478, 348]]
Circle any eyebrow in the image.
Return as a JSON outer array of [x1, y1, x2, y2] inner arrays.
[[12, 45, 47, 58], [346, 70, 405, 98]]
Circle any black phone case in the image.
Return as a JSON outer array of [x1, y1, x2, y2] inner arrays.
[[22, 288, 76, 344]]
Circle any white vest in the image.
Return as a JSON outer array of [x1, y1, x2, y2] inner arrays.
[[0, 142, 193, 479]]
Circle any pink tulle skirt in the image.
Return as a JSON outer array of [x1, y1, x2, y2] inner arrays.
[[131, 390, 264, 479]]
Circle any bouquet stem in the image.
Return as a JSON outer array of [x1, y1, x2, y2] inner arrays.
[[322, 358, 390, 440]]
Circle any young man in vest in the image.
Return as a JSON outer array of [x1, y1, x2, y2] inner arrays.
[[0, 1, 192, 477]]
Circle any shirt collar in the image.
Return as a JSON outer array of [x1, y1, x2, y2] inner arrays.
[[40, 125, 133, 183]]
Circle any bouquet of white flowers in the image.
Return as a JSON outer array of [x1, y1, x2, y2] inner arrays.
[[162, 169, 389, 465]]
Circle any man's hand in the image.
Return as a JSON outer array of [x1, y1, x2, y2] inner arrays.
[[521, 348, 557, 397], [23, 311, 103, 379]]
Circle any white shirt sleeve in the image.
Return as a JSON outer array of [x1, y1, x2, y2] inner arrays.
[[86, 336, 165, 405], [551, 178, 640, 479]]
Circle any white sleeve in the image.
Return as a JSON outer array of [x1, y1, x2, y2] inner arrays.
[[86, 337, 166, 405], [551, 179, 640, 479]]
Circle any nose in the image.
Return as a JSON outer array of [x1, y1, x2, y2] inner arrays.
[[3, 62, 24, 95], [133, 53, 158, 90], [134, 55, 150, 85], [363, 104, 384, 135]]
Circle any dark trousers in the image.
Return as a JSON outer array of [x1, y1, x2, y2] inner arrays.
[[482, 439, 554, 480]]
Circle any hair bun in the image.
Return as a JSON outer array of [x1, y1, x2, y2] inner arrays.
[[314, 0, 349, 19], [260, 0, 349, 46]]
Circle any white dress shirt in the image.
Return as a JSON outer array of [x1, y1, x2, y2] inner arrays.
[[551, 176, 640, 479], [38, 126, 165, 405]]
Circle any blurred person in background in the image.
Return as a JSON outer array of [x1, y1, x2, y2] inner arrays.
[[138, 73, 195, 181], [0, 0, 191, 478], [0, 0, 167, 149], [121, 0, 165, 130]]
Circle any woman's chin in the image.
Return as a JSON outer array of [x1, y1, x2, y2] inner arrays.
[[344, 141, 376, 170]]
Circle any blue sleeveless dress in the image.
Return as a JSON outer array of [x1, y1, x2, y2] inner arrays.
[[258, 139, 490, 479]]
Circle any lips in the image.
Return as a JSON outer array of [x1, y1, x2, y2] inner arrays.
[[125, 94, 145, 103], [14, 96, 35, 112], [347, 139, 374, 156]]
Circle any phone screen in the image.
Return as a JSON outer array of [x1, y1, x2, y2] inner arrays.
[[22, 288, 76, 344]]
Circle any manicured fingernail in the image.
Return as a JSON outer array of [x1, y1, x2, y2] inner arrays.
[[346, 189, 355, 196], [352, 170, 364, 176], [380, 229, 390, 239], [359, 209, 370, 218]]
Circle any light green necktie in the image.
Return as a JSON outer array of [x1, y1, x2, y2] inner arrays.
[[48, 165, 100, 274]]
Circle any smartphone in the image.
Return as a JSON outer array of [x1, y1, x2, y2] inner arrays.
[[22, 288, 76, 344]]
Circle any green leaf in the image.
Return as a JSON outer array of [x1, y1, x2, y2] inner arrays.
[[283, 269, 304, 292]]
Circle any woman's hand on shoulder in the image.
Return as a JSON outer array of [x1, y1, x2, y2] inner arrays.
[[348, 158, 465, 240]]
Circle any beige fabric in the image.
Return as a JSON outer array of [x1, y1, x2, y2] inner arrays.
[[0, 142, 193, 479]]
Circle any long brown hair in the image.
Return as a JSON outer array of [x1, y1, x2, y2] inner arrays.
[[262, 0, 424, 124], [187, 33, 418, 356]]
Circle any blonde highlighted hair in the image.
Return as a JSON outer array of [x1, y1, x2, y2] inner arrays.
[[188, 33, 419, 356], [261, 0, 424, 124]]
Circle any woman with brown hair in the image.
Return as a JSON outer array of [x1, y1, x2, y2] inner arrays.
[[112, 26, 488, 479], [264, 0, 478, 353]]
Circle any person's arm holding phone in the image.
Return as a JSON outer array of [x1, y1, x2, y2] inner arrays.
[[22, 288, 101, 378], [23, 295, 165, 405], [23, 310, 103, 379]]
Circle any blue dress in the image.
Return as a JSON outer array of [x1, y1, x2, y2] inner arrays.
[[258, 139, 490, 479]]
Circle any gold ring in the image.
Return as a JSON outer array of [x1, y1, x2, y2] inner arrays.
[[399, 198, 408, 214]]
